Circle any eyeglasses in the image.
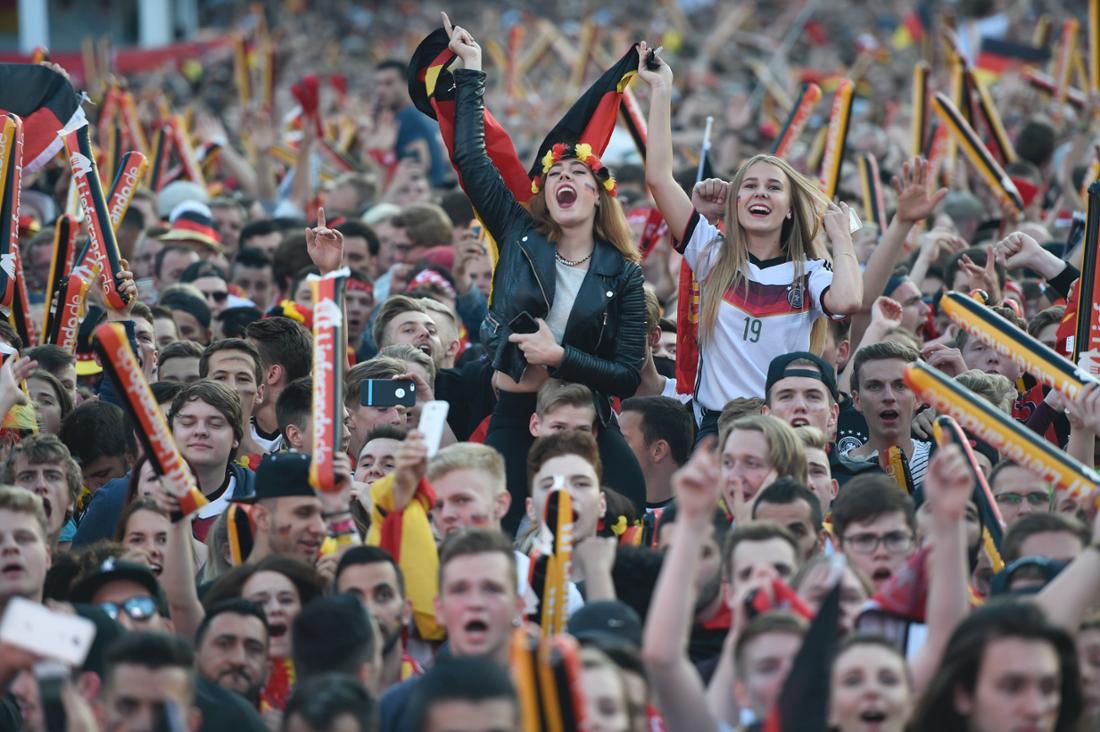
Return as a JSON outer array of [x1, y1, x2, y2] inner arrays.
[[994, 492, 1050, 507], [842, 530, 913, 555], [99, 596, 159, 622], [203, 291, 229, 304]]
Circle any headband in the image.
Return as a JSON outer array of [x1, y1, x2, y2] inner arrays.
[[532, 143, 617, 197]]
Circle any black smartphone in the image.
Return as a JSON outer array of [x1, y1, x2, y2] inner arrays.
[[509, 311, 539, 335], [360, 379, 416, 408]]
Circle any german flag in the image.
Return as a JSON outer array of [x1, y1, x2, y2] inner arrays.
[[975, 37, 1051, 78], [0, 63, 86, 173], [408, 28, 640, 203], [891, 5, 932, 50], [408, 29, 532, 206]]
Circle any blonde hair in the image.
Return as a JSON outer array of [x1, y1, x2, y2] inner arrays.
[[719, 414, 807, 485], [427, 443, 507, 497], [956, 369, 1015, 413], [643, 283, 661, 332], [379, 344, 437, 384], [527, 174, 641, 264], [793, 424, 829, 451], [701, 155, 830, 341], [0, 486, 47, 539]]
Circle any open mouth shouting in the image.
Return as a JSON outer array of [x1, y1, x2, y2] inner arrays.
[[878, 409, 900, 428], [858, 708, 889, 729], [555, 183, 578, 209], [0, 561, 25, 581], [461, 618, 490, 647]]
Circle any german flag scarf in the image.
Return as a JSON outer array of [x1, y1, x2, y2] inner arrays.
[[365, 472, 443, 641]]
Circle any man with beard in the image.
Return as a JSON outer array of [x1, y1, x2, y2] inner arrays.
[[195, 599, 271, 706], [335, 547, 415, 693]]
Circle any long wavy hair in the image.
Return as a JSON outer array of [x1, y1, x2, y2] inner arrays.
[[700, 154, 830, 341], [527, 170, 641, 264]]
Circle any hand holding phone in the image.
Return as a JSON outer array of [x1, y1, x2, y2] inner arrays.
[[508, 311, 539, 335], [418, 401, 449, 458], [0, 599, 95, 667]]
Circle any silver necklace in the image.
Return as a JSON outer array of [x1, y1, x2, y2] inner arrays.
[[555, 251, 592, 267]]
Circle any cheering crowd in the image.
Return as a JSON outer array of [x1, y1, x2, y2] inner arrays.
[[3, 0, 1100, 730]]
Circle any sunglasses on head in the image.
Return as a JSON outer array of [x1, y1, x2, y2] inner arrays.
[[99, 595, 159, 621]]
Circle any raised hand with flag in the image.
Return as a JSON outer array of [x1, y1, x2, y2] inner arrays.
[[433, 13, 648, 531]]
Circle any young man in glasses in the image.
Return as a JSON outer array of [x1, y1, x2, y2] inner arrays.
[[68, 558, 172, 633], [830, 474, 917, 591], [989, 461, 1052, 527]]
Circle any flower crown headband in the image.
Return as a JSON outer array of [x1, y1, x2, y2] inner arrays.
[[531, 143, 617, 197]]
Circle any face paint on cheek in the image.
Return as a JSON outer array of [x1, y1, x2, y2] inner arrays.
[[581, 179, 598, 193]]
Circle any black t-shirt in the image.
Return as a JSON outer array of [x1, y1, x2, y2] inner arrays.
[[834, 394, 869, 456], [0, 693, 20, 732]]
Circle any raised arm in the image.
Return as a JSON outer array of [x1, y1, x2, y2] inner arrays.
[[910, 444, 973, 694], [443, 13, 529, 242], [820, 201, 864, 316], [1037, 382, 1100, 632], [847, 158, 947, 345], [635, 41, 694, 241], [642, 444, 723, 732]]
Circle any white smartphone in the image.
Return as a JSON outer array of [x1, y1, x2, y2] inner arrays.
[[419, 400, 450, 458], [0, 598, 96, 667]]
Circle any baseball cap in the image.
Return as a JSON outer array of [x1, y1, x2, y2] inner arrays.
[[566, 600, 643, 648], [765, 351, 839, 401], [234, 452, 316, 504], [68, 558, 167, 615]]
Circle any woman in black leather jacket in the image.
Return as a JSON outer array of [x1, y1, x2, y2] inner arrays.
[[444, 15, 647, 532]]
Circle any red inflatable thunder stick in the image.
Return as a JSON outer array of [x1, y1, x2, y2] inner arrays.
[[94, 323, 208, 517], [63, 125, 132, 311], [772, 82, 821, 159], [308, 268, 349, 493]]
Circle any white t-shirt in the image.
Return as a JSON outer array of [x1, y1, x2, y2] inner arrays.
[[545, 260, 588, 343], [251, 418, 284, 453], [676, 211, 836, 409], [660, 376, 693, 405]]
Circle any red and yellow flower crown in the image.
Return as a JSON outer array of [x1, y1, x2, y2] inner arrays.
[[531, 143, 617, 197]]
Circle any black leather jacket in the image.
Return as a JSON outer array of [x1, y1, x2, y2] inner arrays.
[[452, 69, 645, 424]]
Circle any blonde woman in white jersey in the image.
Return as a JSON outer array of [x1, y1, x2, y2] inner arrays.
[[636, 42, 863, 440]]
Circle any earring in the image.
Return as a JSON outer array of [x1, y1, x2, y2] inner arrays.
[[786, 210, 793, 219]]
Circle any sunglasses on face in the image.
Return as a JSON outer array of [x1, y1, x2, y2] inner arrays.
[[203, 291, 229, 304], [99, 595, 159, 621]]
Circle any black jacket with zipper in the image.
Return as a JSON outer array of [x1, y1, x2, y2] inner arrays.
[[451, 68, 646, 424]]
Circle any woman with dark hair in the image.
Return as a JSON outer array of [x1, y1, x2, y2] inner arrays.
[[443, 14, 647, 530], [828, 634, 912, 732], [910, 601, 1083, 732], [203, 555, 327, 712], [114, 497, 169, 578], [26, 369, 72, 435]]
